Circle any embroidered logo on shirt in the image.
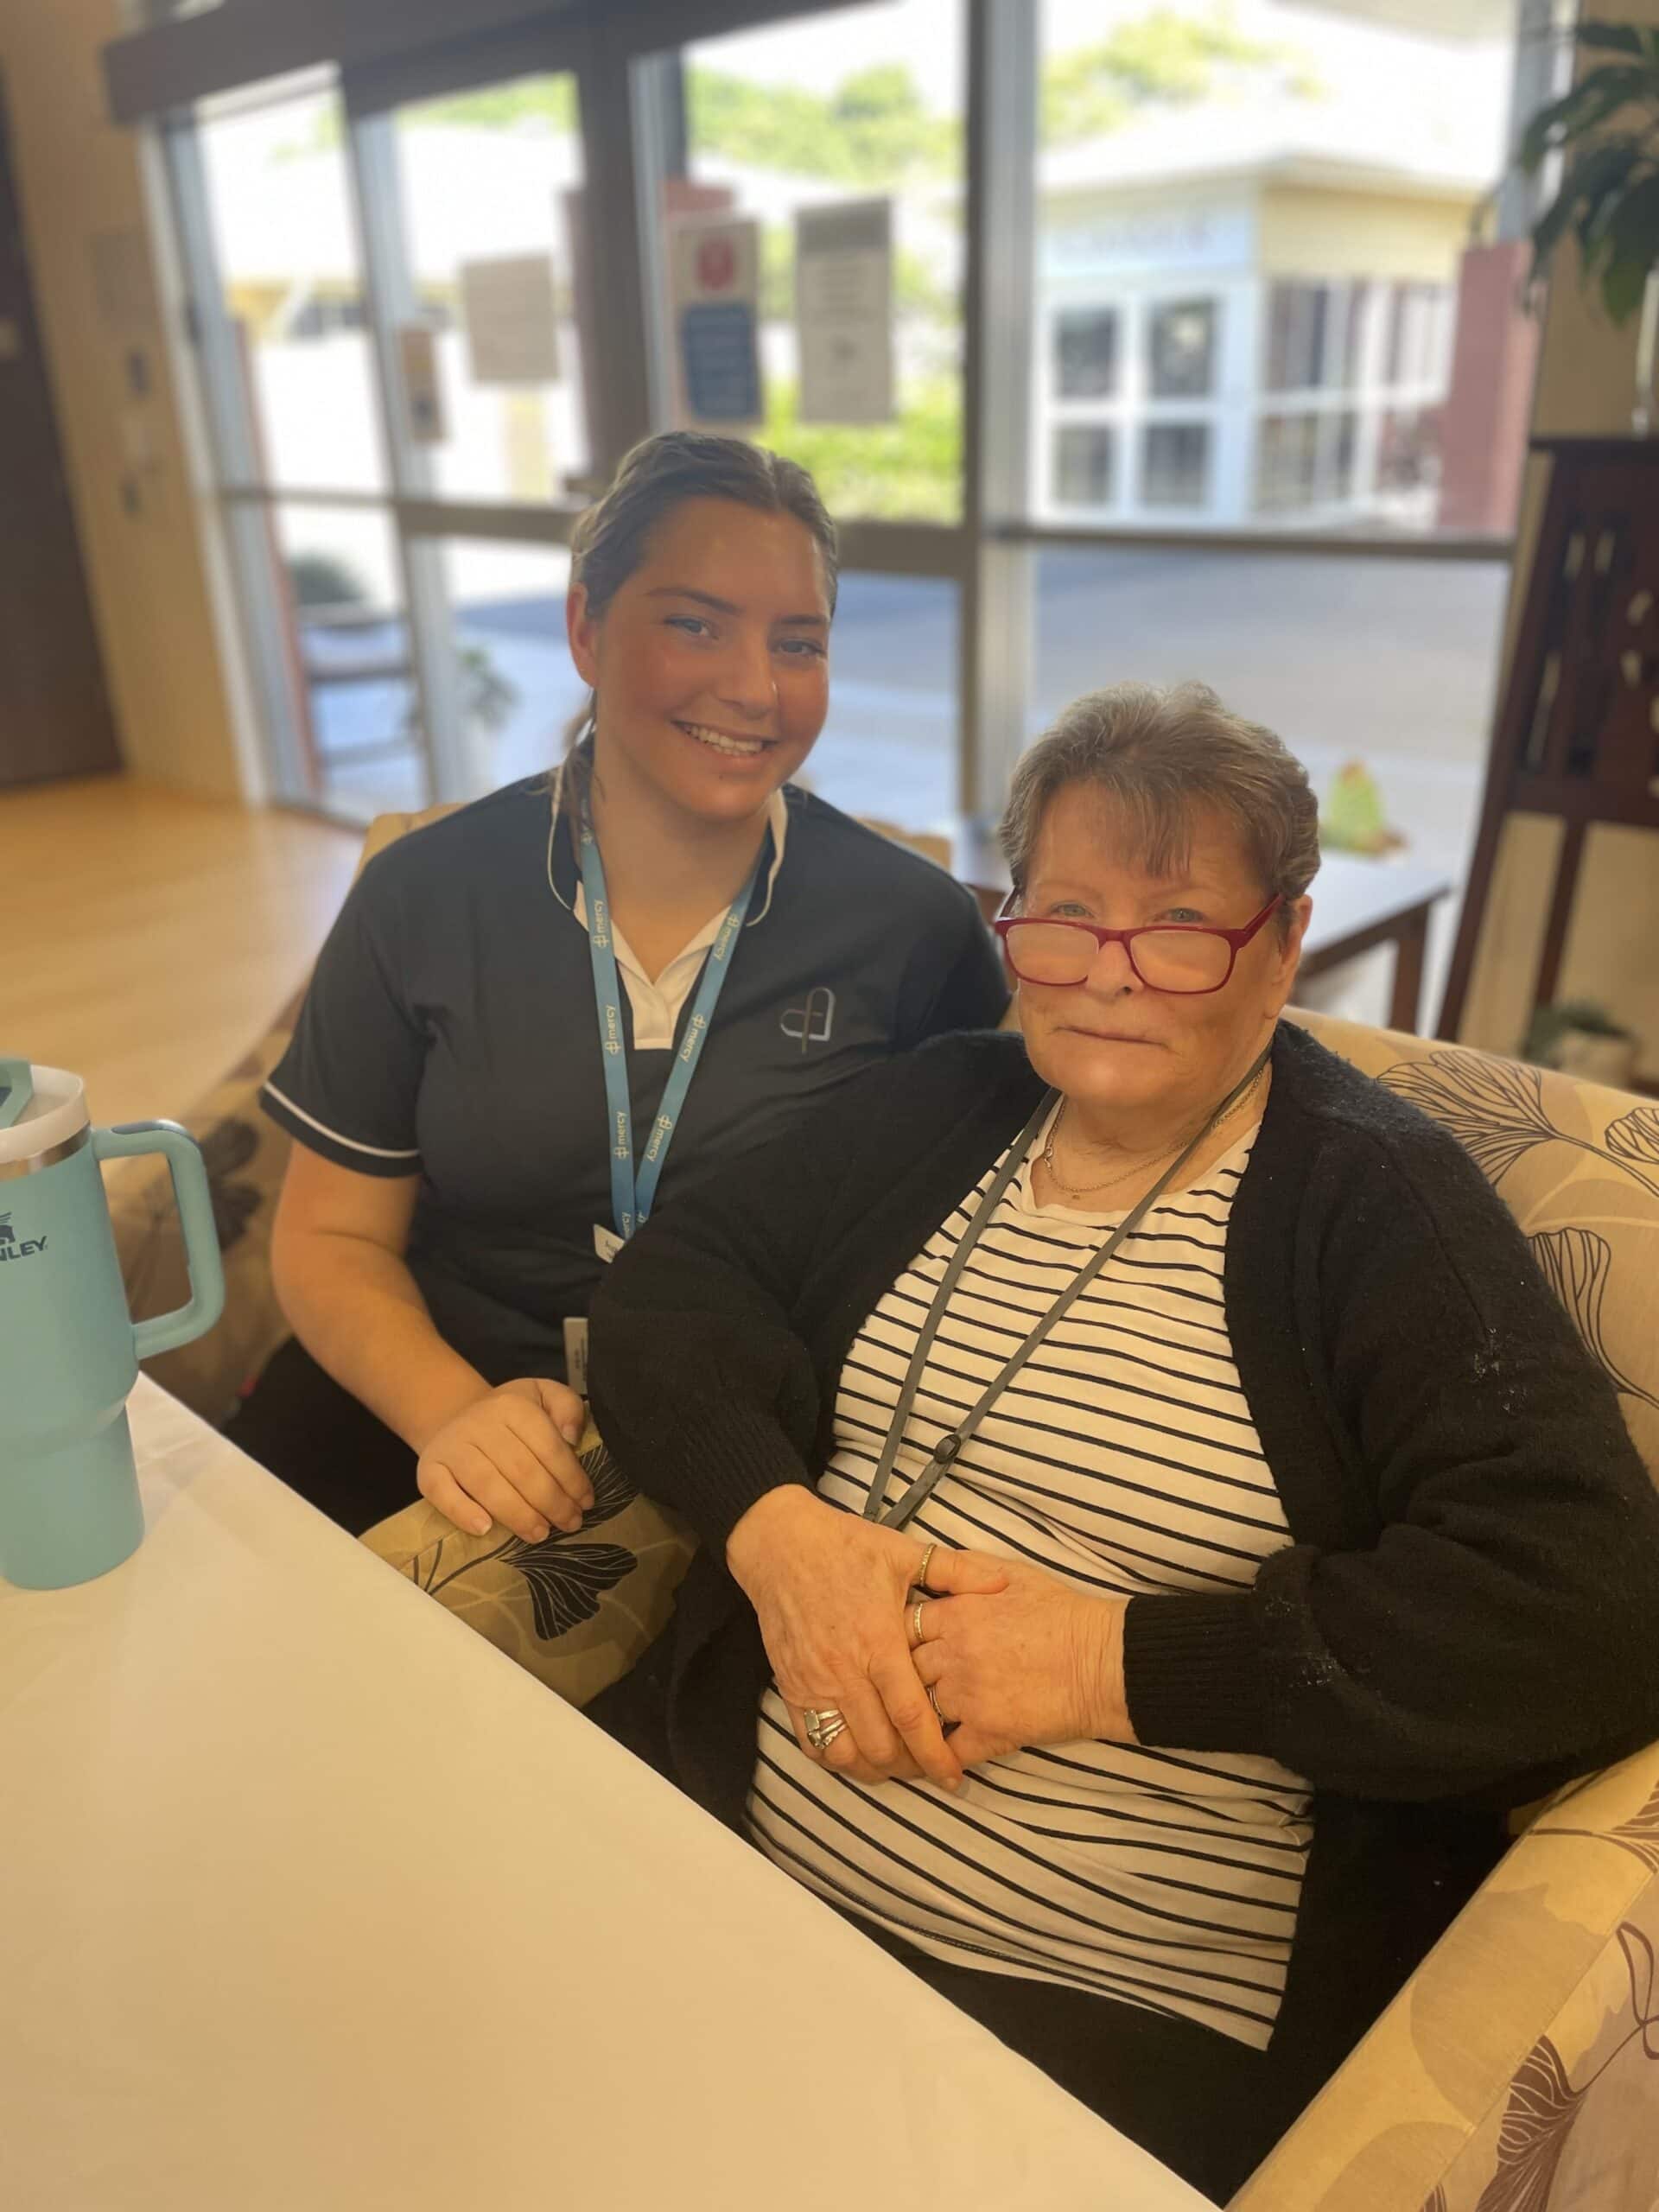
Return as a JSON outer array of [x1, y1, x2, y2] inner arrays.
[[781, 988, 836, 1048]]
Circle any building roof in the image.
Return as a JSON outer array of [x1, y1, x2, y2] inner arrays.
[[1039, 90, 1503, 207]]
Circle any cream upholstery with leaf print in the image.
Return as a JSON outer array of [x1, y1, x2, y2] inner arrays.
[[1230, 1011, 1659, 2212], [1287, 1009, 1659, 1471]]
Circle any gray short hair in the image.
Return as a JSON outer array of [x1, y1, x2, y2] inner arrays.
[[1000, 682, 1319, 925]]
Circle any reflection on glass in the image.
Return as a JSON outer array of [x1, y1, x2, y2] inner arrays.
[[1054, 424, 1116, 507], [1036, 0, 1522, 534], [1147, 302, 1216, 400], [273, 505, 425, 820], [432, 551, 958, 829], [1029, 543, 1509, 1010], [390, 77, 592, 504], [439, 542, 580, 800], [1141, 423, 1209, 508], [804, 573, 958, 826], [1056, 306, 1120, 398], [197, 87, 385, 493], [674, 0, 965, 522]]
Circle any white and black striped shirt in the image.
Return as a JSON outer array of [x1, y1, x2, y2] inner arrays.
[[747, 1113, 1313, 2049]]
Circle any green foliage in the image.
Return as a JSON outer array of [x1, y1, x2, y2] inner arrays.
[[455, 642, 521, 735], [281, 22, 1322, 184], [688, 60, 954, 183], [1518, 22, 1659, 325], [1041, 9, 1321, 144], [287, 551, 368, 608], [1524, 998, 1634, 1064], [407, 78, 578, 133], [762, 378, 961, 522]]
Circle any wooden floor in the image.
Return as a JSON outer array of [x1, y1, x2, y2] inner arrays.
[[1, 777, 359, 1132]]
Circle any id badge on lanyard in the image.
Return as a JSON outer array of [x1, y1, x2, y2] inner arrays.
[[580, 820, 760, 1247]]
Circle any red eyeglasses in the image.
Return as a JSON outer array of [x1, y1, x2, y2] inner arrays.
[[993, 894, 1283, 995]]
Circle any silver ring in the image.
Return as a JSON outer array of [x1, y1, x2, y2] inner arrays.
[[927, 1685, 943, 1720], [918, 1541, 938, 1590], [911, 1598, 926, 1649], [802, 1707, 846, 1751]]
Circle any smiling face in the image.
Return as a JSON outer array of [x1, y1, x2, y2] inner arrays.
[[566, 495, 832, 829], [1014, 781, 1309, 1126]]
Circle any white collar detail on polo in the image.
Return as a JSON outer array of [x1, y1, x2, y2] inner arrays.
[[544, 770, 790, 1052]]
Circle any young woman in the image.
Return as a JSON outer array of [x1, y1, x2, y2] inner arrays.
[[233, 432, 1007, 1540]]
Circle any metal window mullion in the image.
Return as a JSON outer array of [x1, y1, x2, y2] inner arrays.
[[162, 119, 261, 486], [962, 0, 1038, 817], [574, 29, 662, 474], [164, 122, 322, 803], [342, 99, 449, 806]]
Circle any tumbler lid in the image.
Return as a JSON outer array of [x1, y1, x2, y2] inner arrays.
[[0, 1062, 91, 1170]]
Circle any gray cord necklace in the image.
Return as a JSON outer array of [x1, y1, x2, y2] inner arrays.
[[861, 1039, 1274, 1533]]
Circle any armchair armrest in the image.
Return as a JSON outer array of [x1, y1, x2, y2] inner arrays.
[[1232, 1739, 1659, 2210], [110, 994, 302, 1425]]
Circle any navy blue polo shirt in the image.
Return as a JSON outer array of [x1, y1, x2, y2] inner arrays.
[[261, 775, 1007, 1385]]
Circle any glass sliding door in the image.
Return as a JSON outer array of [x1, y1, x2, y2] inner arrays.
[[174, 41, 601, 823], [175, 77, 432, 817], [378, 72, 594, 507]]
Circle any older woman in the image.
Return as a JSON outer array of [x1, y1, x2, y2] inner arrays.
[[588, 683, 1659, 2202]]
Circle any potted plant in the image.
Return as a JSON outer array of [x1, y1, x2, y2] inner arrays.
[[1516, 22, 1659, 431], [1522, 998, 1640, 1087]]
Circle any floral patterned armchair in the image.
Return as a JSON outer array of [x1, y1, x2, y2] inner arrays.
[[1229, 1012, 1659, 2212], [112, 822, 1659, 2212]]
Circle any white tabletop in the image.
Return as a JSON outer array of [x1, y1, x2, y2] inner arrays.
[[1300, 852, 1451, 957], [0, 1380, 1207, 2212]]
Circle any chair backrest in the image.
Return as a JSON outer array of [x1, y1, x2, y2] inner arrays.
[[351, 826, 1656, 1471], [356, 804, 1001, 906], [355, 803, 462, 880], [1288, 1007, 1659, 1484]]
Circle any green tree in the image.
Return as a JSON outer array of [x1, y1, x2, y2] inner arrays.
[[405, 79, 578, 132], [687, 61, 953, 182], [1042, 10, 1321, 145], [761, 377, 961, 522]]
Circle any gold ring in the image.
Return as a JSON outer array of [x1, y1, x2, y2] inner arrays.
[[918, 1541, 938, 1590], [911, 1598, 925, 1648]]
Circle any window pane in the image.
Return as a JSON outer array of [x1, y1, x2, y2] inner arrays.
[[390, 75, 593, 503], [274, 505, 425, 820], [438, 542, 580, 801], [1255, 412, 1319, 512], [804, 574, 958, 825], [1054, 423, 1116, 507], [1036, 0, 1523, 536], [661, 0, 965, 522], [1141, 423, 1209, 508], [1055, 306, 1119, 397], [1030, 544, 1510, 1018], [435, 551, 957, 828], [197, 86, 385, 493], [1148, 300, 1216, 399]]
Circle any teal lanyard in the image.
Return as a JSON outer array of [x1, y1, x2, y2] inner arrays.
[[861, 1040, 1274, 1530], [580, 820, 760, 1243]]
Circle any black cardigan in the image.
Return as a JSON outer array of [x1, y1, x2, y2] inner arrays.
[[590, 1022, 1659, 2084]]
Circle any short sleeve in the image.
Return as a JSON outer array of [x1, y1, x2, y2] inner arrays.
[[260, 851, 426, 1179]]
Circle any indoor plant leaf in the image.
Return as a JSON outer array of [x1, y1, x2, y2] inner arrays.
[[1597, 168, 1659, 322], [1519, 65, 1655, 171]]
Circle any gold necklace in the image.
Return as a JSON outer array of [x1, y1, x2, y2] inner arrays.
[[1041, 1069, 1265, 1203]]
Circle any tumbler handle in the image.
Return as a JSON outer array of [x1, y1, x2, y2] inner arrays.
[[96, 1122, 228, 1358]]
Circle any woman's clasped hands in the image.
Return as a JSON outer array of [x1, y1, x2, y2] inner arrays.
[[726, 1487, 1134, 1789]]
